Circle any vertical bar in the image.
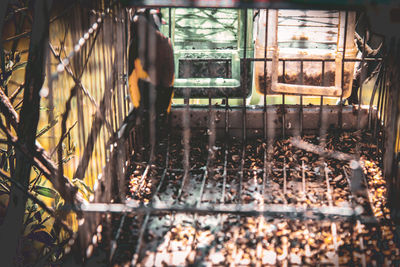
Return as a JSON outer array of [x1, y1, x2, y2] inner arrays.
[[263, 9, 269, 197], [242, 8, 248, 142], [325, 167, 339, 267], [357, 28, 367, 131], [299, 60, 304, 136], [283, 158, 287, 195], [124, 8, 130, 118], [342, 167, 367, 267], [382, 72, 390, 128], [189, 94, 216, 261], [301, 160, 306, 194], [112, 12, 119, 133], [325, 167, 333, 206], [374, 69, 384, 137], [282, 60, 286, 138], [368, 65, 382, 131], [148, 14, 157, 161], [318, 61, 325, 129], [46, 43, 55, 150], [238, 9, 248, 203], [377, 71, 387, 138], [221, 97, 229, 203], [130, 135, 171, 266], [263, 9, 269, 141], [178, 87, 190, 199], [339, 11, 349, 129], [168, 8, 172, 38]]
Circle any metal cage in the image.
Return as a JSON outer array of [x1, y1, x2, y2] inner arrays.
[[1, 0, 399, 266]]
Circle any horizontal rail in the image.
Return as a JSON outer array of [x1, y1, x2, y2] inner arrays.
[[173, 57, 382, 62], [73, 202, 365, 218], [170, 105, 375, 137], [124, 0, 391, 10]]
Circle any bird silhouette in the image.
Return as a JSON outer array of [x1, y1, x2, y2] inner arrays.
[[119, 8, 174, 145]]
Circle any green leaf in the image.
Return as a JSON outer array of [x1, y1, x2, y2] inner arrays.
[[72, 178, 94, 195], [33, 185, 58, 198]]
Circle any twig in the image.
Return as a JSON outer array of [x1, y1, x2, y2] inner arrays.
[[9, 83, 24, 103], [0, 86, 19, 130], [50, 121, 77, 157], [4, 31, 30, 43], [291, 137, 355, 162], [57, 86, 77, 185]]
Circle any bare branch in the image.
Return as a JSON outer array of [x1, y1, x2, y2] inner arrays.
[[0, 86, 19, 129], [9, 83, 24, 103]]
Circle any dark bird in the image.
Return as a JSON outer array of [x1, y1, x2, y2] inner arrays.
[[119, 8, 174, 142]]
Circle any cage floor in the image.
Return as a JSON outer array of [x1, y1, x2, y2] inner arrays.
[[111, 130, 400, 266]]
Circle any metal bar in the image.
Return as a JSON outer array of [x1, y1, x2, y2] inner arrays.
[[357, 27, 368, 131], [374, 68, 385, 138], [168, 8, 172, 38], [283, 158, 287, 195], [242, 9, 248, 142], [382, 71, 390, 128], [331, 222, 340, 267], [263, 148, 268, 196], [130, 135, 171, 266], [75, 202, 365, 219], [338, 11, 349, 129], [318, 61, 325, 129], [189, 95, 215, 262], [126, 163, 360, 175], [324, 167, 339, 267], [282, 60, 286, 138], [263, 8, 268, 141], [325, 168, 333, 206], [368, 64, 382, 130], [195, 95, 213, 206], [221, 96, 229, 203], [343, 167, 367, 267], [109, 214, 126, 260], [237, 9, 248, 205], [299, 60, 304, 136], [238, 145, 245, 203], [178, 88, 191, 199], [216, 57, 383, 62], [302, 160, 306, 194]]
